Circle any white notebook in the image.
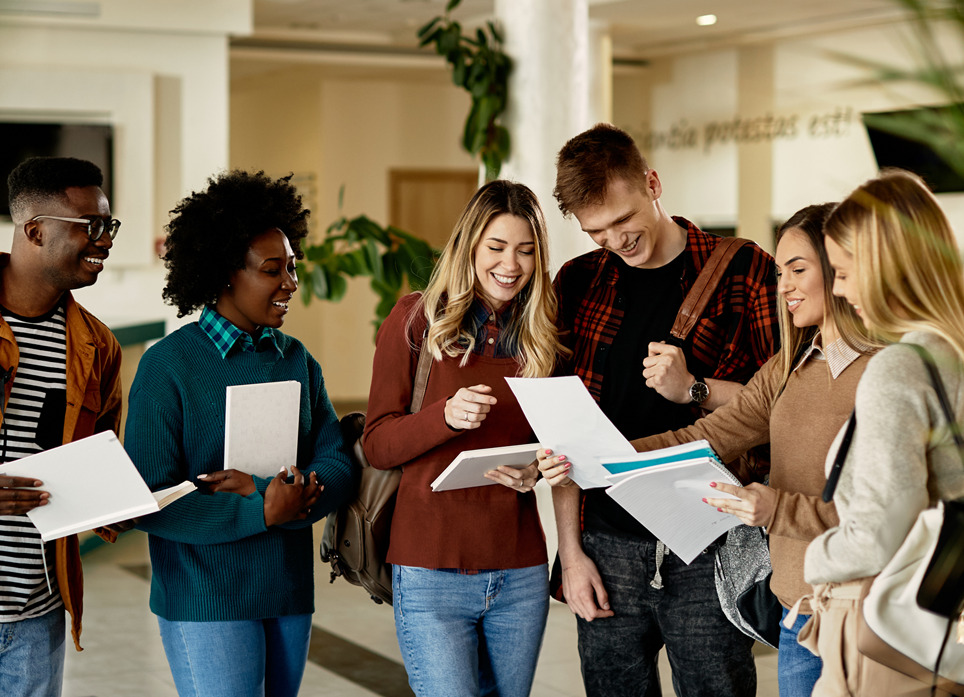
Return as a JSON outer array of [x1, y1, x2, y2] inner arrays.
[[602, 445, 742, 564], [0, 431, 163, 542], [431, 443, 541, 492], [223, 380, 301, 477]]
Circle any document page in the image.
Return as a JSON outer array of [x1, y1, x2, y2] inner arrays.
[[0, 431, 161, 542], [431, 443, 541, 492], [224, 380, 300, 477], [604, 457, 742, 563], [506, 376, 635, 488]]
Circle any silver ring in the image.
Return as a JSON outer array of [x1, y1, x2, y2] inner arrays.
[[464, 411, 469, 422]]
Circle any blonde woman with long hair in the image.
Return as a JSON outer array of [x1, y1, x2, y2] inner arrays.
[[363, 179, 565, 697], [803, 169, 964, 696]]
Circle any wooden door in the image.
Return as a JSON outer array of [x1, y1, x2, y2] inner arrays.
[[389, 169, 479, 249]]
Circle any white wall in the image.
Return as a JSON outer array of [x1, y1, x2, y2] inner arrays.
[[613, 19, 964, 249], [231, 63, 476, 401], [0, 0, 251, 326]]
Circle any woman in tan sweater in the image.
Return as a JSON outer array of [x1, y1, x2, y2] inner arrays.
[[539, 203, 881, 697]]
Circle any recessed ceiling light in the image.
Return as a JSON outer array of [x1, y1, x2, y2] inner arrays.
[[696, 14, 717, 26]]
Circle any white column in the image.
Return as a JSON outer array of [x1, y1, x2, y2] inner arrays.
[[494, 0, 604, 274]]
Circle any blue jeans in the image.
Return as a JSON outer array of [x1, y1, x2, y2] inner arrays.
[[393, 564, 549, 697], [779, 606, 822, 697], [577, 530, 756, 697], [157, 614, 312, 697], [0, 607, 66, 697]]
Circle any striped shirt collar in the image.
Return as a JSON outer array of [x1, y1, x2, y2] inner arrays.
[[198, 306, 281, 359], [794, 333, 862, 379]]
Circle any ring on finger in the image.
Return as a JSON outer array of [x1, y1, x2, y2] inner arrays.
[[464, 411, 470, 422]]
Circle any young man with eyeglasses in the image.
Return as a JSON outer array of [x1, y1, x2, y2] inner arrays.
[[0, 157, 122, 697]]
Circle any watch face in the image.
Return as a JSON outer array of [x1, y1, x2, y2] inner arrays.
[[690, 381, 710, 404]]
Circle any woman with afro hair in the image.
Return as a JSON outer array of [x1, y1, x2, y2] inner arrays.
[[123, 170, 355, 697]]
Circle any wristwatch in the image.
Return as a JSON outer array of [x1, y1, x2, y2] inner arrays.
[[688, 377, 710, 405]]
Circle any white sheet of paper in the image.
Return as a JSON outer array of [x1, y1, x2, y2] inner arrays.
[[224, 380, 300, 477], [506, 376, 635, 488], [431, 443, 541, 492], [604, 457, 742, 563], [0, 431, 160, 542]]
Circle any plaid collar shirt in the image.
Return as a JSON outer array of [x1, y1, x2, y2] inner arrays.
[[553, 216, 779, 401], [198, 305, 282, 359]]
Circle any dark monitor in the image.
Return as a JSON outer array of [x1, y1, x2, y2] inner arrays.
[[0, 122, 114, 219], [863, 107, 964, 194]]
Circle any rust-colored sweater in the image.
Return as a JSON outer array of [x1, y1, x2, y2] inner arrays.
[[632, 345, 868, 610], [362, 293, 546, 570]]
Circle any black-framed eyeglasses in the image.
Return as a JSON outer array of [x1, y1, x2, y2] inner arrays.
[[29, 215, 121, 241]]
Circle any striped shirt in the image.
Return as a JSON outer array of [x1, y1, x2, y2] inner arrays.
[[0, 303, 68, 621]]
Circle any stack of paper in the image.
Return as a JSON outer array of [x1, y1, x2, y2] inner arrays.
[[602, 440, 742, 563], [505, 376, 746, 565]]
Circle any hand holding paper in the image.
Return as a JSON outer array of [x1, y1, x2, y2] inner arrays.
[[506, 376, 635, 489], [0, 475, 49, 515]]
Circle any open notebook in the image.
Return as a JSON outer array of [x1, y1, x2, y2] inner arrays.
[[0, 430, 195, 543], [602, 440, 742, 564]]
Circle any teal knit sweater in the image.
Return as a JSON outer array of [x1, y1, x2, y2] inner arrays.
[[124, 322, 355, 622]]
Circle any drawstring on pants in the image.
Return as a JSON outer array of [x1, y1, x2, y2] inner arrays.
[[650, 540, 666, 589]]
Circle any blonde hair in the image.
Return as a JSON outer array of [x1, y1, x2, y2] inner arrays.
[[825, 169, 964, 364], [416, 180, 565, 378], [773, 204, 881, 392]]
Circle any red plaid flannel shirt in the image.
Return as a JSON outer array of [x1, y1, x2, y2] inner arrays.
[[554, 217, 779, 400]]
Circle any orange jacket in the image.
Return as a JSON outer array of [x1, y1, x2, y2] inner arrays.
[[0, 260, 123, 650]]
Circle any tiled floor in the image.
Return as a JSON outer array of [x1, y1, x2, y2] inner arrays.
[[63, 512, 780, 697]]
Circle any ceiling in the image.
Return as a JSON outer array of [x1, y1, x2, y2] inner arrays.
[[248, 0, 907, 60]]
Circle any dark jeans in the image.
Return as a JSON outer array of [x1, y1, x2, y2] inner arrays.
[[577, 529, 756, 697]]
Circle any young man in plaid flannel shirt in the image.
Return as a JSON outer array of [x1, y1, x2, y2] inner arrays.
[[545, 123, 779, 697]]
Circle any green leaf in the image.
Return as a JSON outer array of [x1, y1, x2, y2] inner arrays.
[[418, 26, 443, 48], [353, 215, 391, 245], [445, 0, 461, 12], [416, 16, 440, 40], [311, 265, 329, 299], [488, 20, 503, 44], [381, 250, 403, 290], [365, 239, 383, 281], [328, 273, 348, 302], [476, 28, 487, 47], [337, 183, 345, 211], [375, 293, 398, 325]]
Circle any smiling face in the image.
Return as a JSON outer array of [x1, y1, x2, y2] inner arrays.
[[572, 174, 671, 269], [824, 234, 864, 326], [776, 228, 826, 331], [473, 213, 536, 311], [35, 185, 113, 291], [216, 228, 297, 334]]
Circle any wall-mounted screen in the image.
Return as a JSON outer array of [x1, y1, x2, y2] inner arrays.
[[863, 108, 964, 194], [0, 122, 114, 219]]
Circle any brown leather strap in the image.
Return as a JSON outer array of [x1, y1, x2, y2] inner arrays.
[[410, 330, 432, 414], [670, 237, 752, 342]]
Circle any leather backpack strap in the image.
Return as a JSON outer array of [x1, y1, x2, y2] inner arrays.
[[670, 237, 752, 343], [410, 329, 433, 414]]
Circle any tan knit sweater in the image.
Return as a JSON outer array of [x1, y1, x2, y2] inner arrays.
[[632, 346, 868, 610]]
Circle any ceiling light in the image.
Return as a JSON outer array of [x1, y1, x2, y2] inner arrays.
[[696, 14, 717, 27]]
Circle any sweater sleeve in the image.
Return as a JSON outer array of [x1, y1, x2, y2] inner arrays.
[[125, 349, 270, 545], [805, 346, 931, 583], [631, 355, 777, 474], [362, 294, 464, 469]]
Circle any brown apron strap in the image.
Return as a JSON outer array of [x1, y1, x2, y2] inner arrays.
[[670, 237, 752, 343]]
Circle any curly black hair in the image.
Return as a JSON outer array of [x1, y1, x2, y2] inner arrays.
[[161, 170, 309, 317], [7, 157, 104, 220]]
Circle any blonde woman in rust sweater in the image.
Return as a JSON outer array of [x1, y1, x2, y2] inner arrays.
[[362, 180, 566, 697], [540, 203, 881, 697]]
